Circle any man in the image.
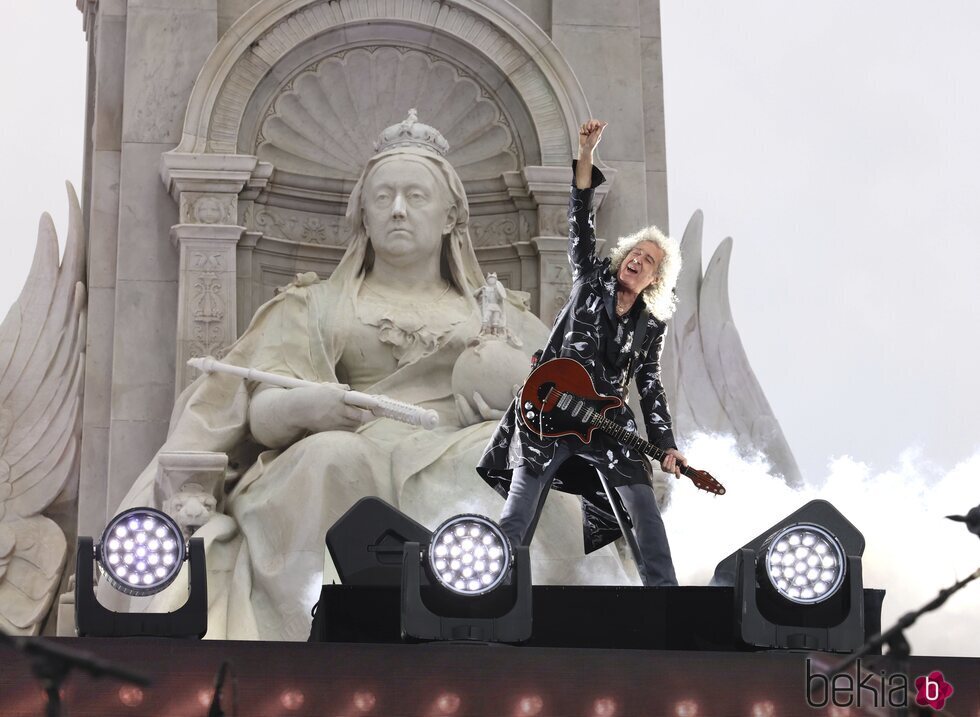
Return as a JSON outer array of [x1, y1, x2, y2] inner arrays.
[[478, 119, 687, 586]]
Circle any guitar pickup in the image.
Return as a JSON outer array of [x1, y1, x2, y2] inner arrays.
[[557, 394, 572, 411], [570, 400, 583, 417]]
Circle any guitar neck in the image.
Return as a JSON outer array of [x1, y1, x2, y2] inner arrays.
[[588, 412, 669, 465]]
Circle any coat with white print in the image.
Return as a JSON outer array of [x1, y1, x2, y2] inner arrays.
[[476, 162, 677, 553]]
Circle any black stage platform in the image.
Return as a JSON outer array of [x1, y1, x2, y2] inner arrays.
[[1, 637, 978, 717], [4, 584, 978, 717], [312, 584, 886, 652]]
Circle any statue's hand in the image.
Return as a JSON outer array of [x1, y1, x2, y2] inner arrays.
[[251, 384, 373, 447], [290, 383, 374, 433], [454, 391, 505, 426]]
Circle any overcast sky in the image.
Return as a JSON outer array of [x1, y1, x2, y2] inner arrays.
[[0, 2, 976, 652], [660, 2, 980, 481]]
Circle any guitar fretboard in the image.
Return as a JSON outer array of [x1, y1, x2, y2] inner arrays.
[[548, 387, 667, 464]]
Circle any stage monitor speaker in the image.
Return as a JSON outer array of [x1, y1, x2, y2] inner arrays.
[[326, 497, 432, 586]]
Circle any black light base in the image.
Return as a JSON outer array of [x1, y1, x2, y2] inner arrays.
[[400, 542, 533, 643], [75, 536, 208, 638]]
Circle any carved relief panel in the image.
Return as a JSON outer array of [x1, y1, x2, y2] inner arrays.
[[172, 226, 243, 391]]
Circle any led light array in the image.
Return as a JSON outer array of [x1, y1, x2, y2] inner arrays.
[[765, 524, 845, 604], [429, 515, 511, 595], [99, 508, 186, 596]]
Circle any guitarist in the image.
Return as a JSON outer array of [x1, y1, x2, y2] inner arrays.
[[477, 119, 687, 586]]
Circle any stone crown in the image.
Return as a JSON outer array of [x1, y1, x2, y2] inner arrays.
[[373, 109, 450, 156]]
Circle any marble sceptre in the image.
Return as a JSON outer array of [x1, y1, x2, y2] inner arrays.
[[187, 357, 440, 429]]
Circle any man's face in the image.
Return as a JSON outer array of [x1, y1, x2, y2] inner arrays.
[[361, 158, 455, 267], [616, 240, 664, 294]]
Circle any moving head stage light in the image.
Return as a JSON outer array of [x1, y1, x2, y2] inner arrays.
[[323, 498, 532, 643], [75, 507, 207, 638], [710, 499, 866, 652]]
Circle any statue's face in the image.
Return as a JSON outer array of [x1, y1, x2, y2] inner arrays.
[[361, 158, 456, 267], [617, 240, 664, 294]]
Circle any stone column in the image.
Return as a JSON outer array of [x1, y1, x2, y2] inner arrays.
[[639, 0, 669, 231], [524, 165, 613, 323], [551, 0, 652, 237], [105, 0, 217, 521], [161, 153, 273, 392], [78, 0, 128, 538]]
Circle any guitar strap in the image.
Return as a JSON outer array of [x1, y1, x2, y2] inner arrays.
[[621, 304, 650, 392]]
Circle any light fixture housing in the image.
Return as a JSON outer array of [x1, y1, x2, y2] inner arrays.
[[315, 499, 532, 644], [75, 507, 207, 638], [402, 511, 530, 643], [710, 499, 866, 652]]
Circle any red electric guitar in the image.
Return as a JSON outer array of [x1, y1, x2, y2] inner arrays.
[[519, 358, 725, 496]]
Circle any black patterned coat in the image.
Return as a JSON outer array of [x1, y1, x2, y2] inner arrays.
[[477, 162, 678, 553]]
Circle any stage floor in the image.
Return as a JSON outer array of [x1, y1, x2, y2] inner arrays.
[[1, 637, 977, 717]]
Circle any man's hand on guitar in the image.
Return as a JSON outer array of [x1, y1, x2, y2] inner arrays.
[[660, 448, 687, 477]]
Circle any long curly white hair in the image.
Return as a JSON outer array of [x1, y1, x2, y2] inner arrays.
[[608, 225, 682, 321]]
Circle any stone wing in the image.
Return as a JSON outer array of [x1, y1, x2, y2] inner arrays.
[[662, 211, 803, 485], [0, 182, 86, 634]]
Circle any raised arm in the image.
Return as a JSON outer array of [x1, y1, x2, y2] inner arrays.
[[568, 120, 608, 278]]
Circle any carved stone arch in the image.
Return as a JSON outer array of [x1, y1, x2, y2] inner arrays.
[[174, 0, 591, 164]]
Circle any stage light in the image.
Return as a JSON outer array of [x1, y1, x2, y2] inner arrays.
[[516, 695, 543, 716], [710, 499, 866, 652], [279, 689, 305, 711], [433, 692, 460, 715], [197, 688, 214, 707], [98, 509, 185, 596], [352, 690, 376, 713], [428, 515, 511, 595], [75, 507, 207, 638], [764, 524, 845, 604], [117, 686, 144, 707], [674, 699, 699, 717], [591, 697, 617, 717], [318, 498, 533, 643], [402, 511, 532, 642], [751, 701, 775, 717]]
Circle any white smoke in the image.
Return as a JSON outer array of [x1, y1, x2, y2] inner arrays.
[[663, 433, 980, 658]]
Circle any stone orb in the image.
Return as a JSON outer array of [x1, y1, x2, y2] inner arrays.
[[451, 338, 531, 413]]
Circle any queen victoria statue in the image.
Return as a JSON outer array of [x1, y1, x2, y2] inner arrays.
[[100, 113, 643, 640]]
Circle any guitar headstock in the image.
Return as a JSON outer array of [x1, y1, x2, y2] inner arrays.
[[683, 467, 726, 496]]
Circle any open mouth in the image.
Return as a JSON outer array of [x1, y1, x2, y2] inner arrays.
[[625, 264, 639, 275]]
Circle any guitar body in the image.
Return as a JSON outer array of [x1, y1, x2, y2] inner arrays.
[[518, 358, 621, 442], [518, 358, 726, 496]]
